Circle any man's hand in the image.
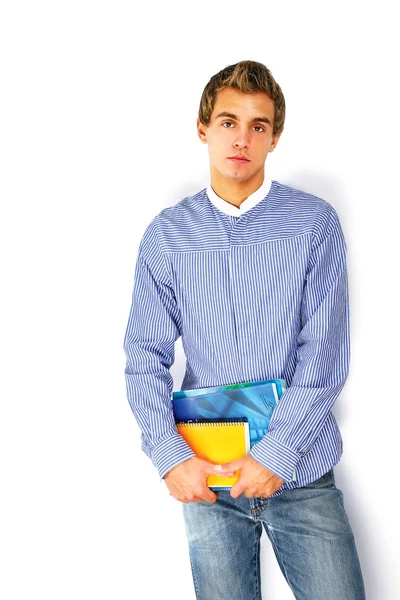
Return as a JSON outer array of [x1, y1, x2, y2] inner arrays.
[[164, 456, 226, 504], [213, 455, 285, 499]]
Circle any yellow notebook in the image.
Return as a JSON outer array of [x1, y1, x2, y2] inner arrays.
[[176, 419, 250, 490]]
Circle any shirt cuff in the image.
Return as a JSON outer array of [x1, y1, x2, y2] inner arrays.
[[249, 434, 300, 482], [150, 431, 196, 480]]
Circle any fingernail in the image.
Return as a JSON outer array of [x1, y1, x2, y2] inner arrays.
[[214, 465, 222, 471]]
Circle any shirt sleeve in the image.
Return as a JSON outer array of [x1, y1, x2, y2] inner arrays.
[[123, 215, 196, 480], [249, 204, 350, 482]]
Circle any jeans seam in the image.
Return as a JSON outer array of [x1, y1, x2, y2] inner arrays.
[[252, 524, 262, 600], [189, 552, 201, 600], [266, 526, 295, 596]]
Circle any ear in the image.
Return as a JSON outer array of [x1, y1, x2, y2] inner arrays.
[[268, 131, 283, 153], [197, 117, 208, 144]]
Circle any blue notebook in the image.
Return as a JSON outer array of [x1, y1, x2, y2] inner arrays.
[[172, 379, 286, 448]]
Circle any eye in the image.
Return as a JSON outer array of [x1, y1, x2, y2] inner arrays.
[[221, 121, 265, 132]]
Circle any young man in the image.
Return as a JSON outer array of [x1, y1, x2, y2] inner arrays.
[[123, 60, 366, 599]]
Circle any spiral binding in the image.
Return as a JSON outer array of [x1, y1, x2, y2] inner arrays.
[[176, 417, 248, 427]]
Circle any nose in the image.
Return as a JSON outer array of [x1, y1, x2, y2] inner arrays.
[[233, 127, 250, 149]]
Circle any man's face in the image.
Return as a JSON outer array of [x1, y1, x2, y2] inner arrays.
[[197, 87, 281, 185]]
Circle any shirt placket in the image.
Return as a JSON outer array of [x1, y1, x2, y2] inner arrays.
[[228, 213, 249, 382]]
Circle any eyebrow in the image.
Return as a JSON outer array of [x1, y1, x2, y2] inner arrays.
[[214, 111, 272, 126]]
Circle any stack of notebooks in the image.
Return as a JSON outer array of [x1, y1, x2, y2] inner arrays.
[[172, 379, 286, 490]]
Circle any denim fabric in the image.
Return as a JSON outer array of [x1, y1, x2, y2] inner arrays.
[[182, 469, 365, 600]]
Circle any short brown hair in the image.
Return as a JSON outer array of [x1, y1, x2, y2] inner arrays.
[[198, 60, 285, 136]]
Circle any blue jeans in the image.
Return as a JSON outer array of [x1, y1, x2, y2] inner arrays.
[[182, 468, 365, 600]]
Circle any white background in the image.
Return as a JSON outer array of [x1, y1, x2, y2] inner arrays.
[[1, 1, 399, 598]]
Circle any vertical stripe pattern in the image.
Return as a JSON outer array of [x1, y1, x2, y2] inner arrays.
[[123, 180, 350, 495]]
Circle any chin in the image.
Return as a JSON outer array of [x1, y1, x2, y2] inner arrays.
[[215, 166, 250, 181], [225, 172, 256, 183]]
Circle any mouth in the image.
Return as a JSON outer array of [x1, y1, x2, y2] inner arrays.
[[228, 156, 250, 164]]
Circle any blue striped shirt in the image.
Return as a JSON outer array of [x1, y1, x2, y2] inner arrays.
[[123, 177, 349, 497]]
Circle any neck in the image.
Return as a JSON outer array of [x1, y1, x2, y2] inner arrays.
[[210, 168, 265, 208]]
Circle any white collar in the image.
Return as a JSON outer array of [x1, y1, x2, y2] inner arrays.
[[206, 176, 272, 217]]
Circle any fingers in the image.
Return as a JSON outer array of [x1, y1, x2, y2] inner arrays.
[[201, 488, 218, 503], [213, 460, 242, 474], [166, 458, 222, 504], [201, 460, 235, 479], [190, 480, 218, 504], [230, 482, 245, 499], [180, 489, 217, 504], [168, 482, 217, 504]]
